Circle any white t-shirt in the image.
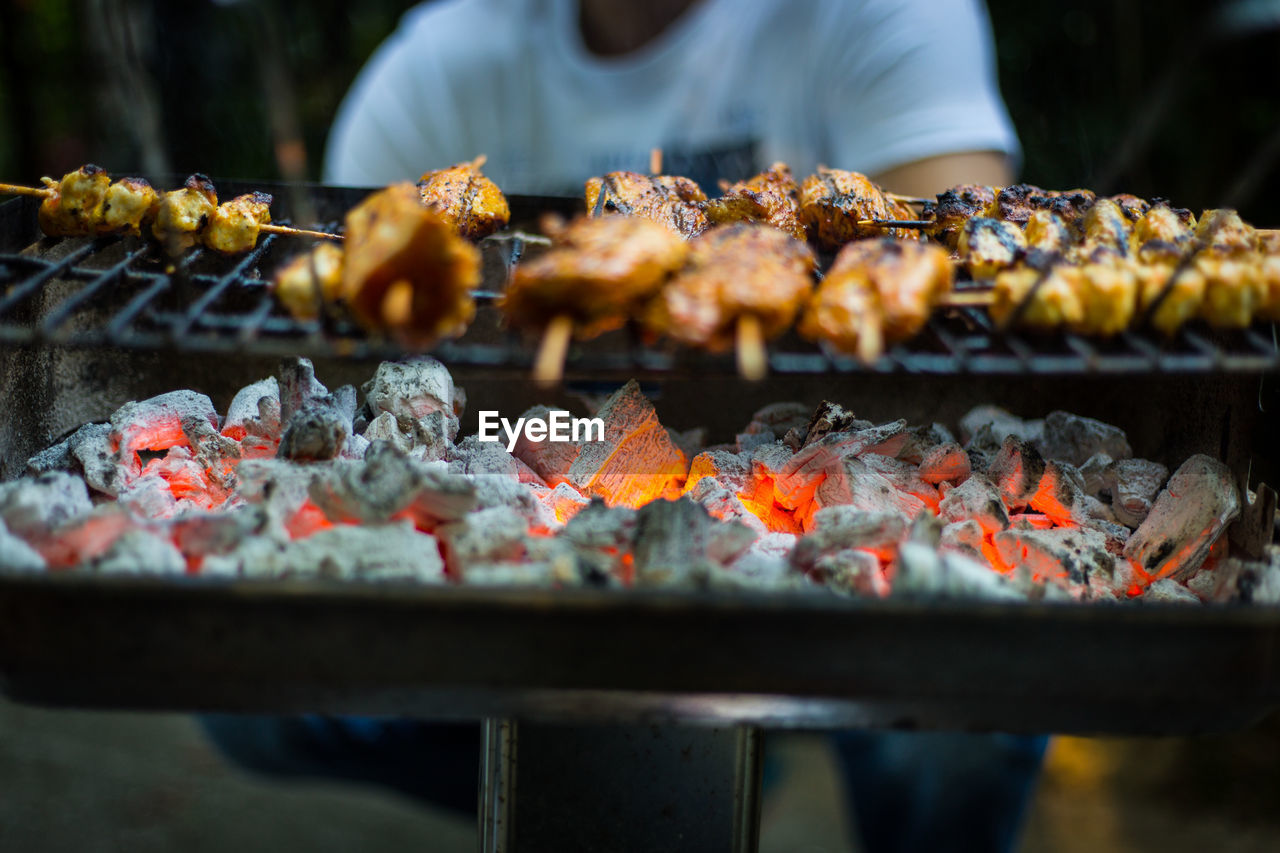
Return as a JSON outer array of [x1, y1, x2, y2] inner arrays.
[[324, 0, 1019, 195]]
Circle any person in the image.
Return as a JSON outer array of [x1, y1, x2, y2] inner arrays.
[[208, 3, 1046, 851]]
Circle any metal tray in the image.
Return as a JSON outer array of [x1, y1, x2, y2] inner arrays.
[[2, 574, 1278, 734]]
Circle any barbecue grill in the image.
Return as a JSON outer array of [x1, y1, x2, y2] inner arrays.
[[3, 183, 1280, 852]]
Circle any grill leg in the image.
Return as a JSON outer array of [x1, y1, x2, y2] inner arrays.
[[478, 718, 761, 853]]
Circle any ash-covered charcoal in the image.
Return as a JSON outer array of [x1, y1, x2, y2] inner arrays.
[[897, 423, 959, 466], [860, 454, 941, 510], [710, 545, 804, 592], [89, 529, 186, 577], [918, 442, 971, 485], [510, 405, 583, 483], [111, 390, 220, 477], [0, 471, 93, 539], [232, 458, 321, 524], [117, 474, 180, 519], [362, 357, 465, 441], [171, 507, 272, 560], [1078, 453, 1114, 497], [363, 410, 451, 462], [221, 377, 281, 441], [938, 473, 1009, 536], [995, 524, 1114, 595], [1028, 460, 1093, 527], [566, 380, 687, 508], [687, 477, 768, 534], [71, 423, 122, 497], [182, 416, 242, 487], [774, 419, 909, 507], [278, 409, 348, 462], [537, 482, 591, 526], [561, 498, 636, 551], [940, 519, 986, 559], [959, 406, 1044, 446], [1103, 459, 1169, 527], [687, 449, 752, 494], [632, 497, 754, 588], [1036, 411, 1132, 468], [891, 541, 1022, 601], [34, 506, 137, 569], [743, 402, 811, 441], [1201, 553, 1280, 604], [458, 558, 580, 588], [436, 506, 531, 572], [802, 455, 925, 531], [1123, 454, 1240, 582], [814, 548, 887, 597], [309, 442, 476, 527], [214, 522, 447, 583], [786, 400, 874, 451], [0, 518, 47, 572], [451, 435, 546, 484], [987, 436, 1046, 510], [791, 507, 907, 574], [1142, 578, 1201, 605]]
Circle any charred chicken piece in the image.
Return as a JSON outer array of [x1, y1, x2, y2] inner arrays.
[[1135, 260, 1205, 336], [342, 183, 481, 347], [100, 177, 159, 237], [799, 238, 952, 362], [958, 217, 1026, 279], [1073, 259, 1139, 335], [1195, 208, 1257, 255], [152, 174, 218, 253], [204, 192, 273, 254], [417, 157, 511, 240], [585, 171, 710, 238], [990, 264, 1085, 331], [644, 223, 815, 350], [983, 184, 1096, 232], [37, 165, 111, 237], [799, 167, 902, 249], [1110, 194, 1151, 222], [1067, 198, 1132, 263], [703, 162, 806, 239], [1024, 210, 1071, 255], [273, 242, 346, 321], [921, 184, 996, 250], [1133, 202, 1195, 249], [503, 214, 689, 340], [1196, 253, 1263, 328], [1259, 251, 1280, 321]]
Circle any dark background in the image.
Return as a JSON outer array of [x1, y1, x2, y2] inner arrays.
[[1, 0, 1279, 223]]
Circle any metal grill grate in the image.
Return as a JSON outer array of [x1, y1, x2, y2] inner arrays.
[[2, 189, 1278, 376]]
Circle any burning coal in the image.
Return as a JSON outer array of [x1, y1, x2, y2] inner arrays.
[[3, 356, 1276, 604]]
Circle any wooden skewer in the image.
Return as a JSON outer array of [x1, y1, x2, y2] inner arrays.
[[649, 148, 663, 176], [0, 182, 52, 199], [855, 219, 934, 229], [468, 153, 488, 171], [533, 314, 573, 386], [735, 314, 767, 381], [937, 290, 995, 308], [856, 309, 884, 366], [884, 193, 931, 205], [260, 223, 342, 241]]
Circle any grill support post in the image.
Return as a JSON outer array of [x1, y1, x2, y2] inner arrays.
[[478, 718, 762, 853]]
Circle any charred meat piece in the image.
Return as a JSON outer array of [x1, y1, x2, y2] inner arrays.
[[342, 183, 481, 347], [1134, 260, 1206, 336], [990, 264, 1085, 331], [958, 217, 1026, 279], [152, 174, 218, 252], [644, 223, 815, 350], [922, 184, 996, 250], [417, 157, 510, 240], [1024, 210, 1071, 255], [504, 214, 688, 339], [799, 167, 902, 249], [585, 171, 710, 238], [1110, 193, 1151, 222], [273, 242, 346, 321], [1068, 198, 1132, 262], [37, 165, 111, 237], [100, 177, 159, 237], [1195, 208, 1257, 255], [1073, 259, 1139, 335], [1196, 254, 1263, 328], [799, 238, 952, 363], [1133, 202, 1195, 250], [982, 184, 1096, 231], [703, 163, 805, 239], [204, 192, 273, 254]]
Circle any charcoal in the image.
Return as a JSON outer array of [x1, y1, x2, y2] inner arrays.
[[561, 499, 636, 551], [688, 477, 768, 534], [891, 542, 1022, 600], [182, 415, 242, 487], [963, 423, 1003, 475], [510, 406, 583, 483], [0, 518, 46, 572], [1142, 578, 1201, 605], [566, 380, 687, 508], [1208, 553, 1280, 604], [897, 423, 958, 465], [1027, 460, 1092, 526], [471, 474, 551, 529], [937, 473, 1009, 535], [815, 548, 887, 597], [277, 408, 348, 462], [452, 435, 546, 484], [750, 441, 794, 483], [631, 497, 753, 588], [277, 357, 333, 423], [940, 519, 986, 559], [958, 405, 1044, 445], [36, 506, 136, 568], [995, 524, 1114, 590], [220, 522, 447, 583], [775, 419, 909, 506], [59, 422, 120, 497], [861, 453, 941, 509], [233, 458, 320, 522], [1084, 517, 1131, 555], [907, 511, 944, 547], [111, 390, 220, 475], [0, 471, 92, 538], [791, 507, 907, 573], [744, 402, 811, 439], [711, 544, 802, 592], [117, 474, 179, 520], [458, 559, 581, 587], [90, 529, 186, 576], [362, 410, 451, 462], [788, 400, 873, 450], [222, 377, 281, 440], [918, 442, 971, 485], [25, 434, 75, 475], [1123, 454, 1239, 582], [687, 449, 752, 494], [804, 455, 925, 529], [308, 442, 476, 526], [171, 507, 272, 557], [436, 506, 530, 570], [1036, 410, 1132, 468], [987, 436, 1047, 511], [1103, 458, 1168, 527], [1079, 453, 1113, 497], [362, 357, 463, 441]]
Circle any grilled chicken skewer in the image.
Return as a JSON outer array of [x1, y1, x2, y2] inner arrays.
[[703, 162, 807, 240], [416, 154, 511, 240], [585, 170, 711, 238], [799, 167, 918, 249], [642, 223, 816, 380]]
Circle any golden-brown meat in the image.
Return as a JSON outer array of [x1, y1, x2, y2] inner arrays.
[[799, 239, 952, 362], [100, 177, 159, 236], [644, 223, 815, 350], [417, 157, 511, 240], [958, 217, 1026, 279], [982, 184, 1095, 230], [799, 167, 899, 249], [990, 264, 1085, 331], [1133, 202, 1195, 250], [1073, 260, 1138, 336], [1024, 210, 1071, 254], [503, 214, 688, 339], [342, 183, 481, 347], [703, 163, 805, 239], [1135, 261, 1205, 336], [585, 171, 710, 238], [922, 184, 996, 250], [1196, 254, 1263, 328], [37, 165, 111, 236], [152, 174, 217, 252], [204, 192, 272, 254], [1195, 209, 1256, 255], [1110, 194, 1150, 222], [1068, 198, 1132, 262], [272, 242, 346, 321]]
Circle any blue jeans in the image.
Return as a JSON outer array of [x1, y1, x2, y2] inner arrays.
[[200, 716, 1047, 853]]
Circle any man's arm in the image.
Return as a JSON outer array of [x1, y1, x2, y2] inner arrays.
[[873, 150, 1014, 199]]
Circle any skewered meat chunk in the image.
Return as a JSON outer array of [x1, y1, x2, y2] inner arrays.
[[982, 184, 1095, 229], [703, 163, 805, 239], [922, 184, 996, 250], [799, 167, 900, 249], [1069, 198, 1132, 262], [1110, 194, 1151, 222], [799, 239, 952, 363], [1024, 211, 1071, 254], [273, 242, 345, 321], [585, 171, 710, 238], [1195, 254, 1263, 328], [100, 177, 159, 236], [1259, 253, 1280, 320], [1073, 260, 1138, 335], [37, 165, 111, 236], [342, 182, 481, 346], [1134, 261, 1206, 336], [644, 223, 815, 349], [1195, 208, 1256, 255], [204, 192, 272, 254], [152, 174, 217, 252], [958, 217, 1026, 279], [417, 157, 510, 240], [1133, 202, 1195, 249], [504, 214, 688, 339], [990, 265, 1085, 331]]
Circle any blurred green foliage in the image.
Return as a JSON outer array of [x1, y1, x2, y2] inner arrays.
[[1, 0, 1278, 221]]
